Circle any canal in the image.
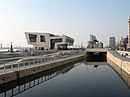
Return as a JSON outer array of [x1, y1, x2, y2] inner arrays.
[[0, 61, 130, 97]]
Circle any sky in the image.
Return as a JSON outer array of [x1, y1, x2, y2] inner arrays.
[[0, 0, 130, 47]]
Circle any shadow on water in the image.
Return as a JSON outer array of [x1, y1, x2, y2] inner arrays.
[[0, 60, 81, 97], [0, 57, 130, 97], [108, 59, 130, 90], [84, 59, 130, 90], [86, 52, 107, 62]]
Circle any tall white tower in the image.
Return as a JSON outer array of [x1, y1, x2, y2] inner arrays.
[[128, 18, 130, 48]]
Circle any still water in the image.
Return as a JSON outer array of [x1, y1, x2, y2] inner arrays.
[[0, 61, 130, 97]]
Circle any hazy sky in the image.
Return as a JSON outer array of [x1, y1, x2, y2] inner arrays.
[[0, 0, 130, 47]]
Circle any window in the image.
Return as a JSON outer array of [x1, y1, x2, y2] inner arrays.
[[40, 35, 45, 42], [51, 38, 62, 43], [49, 34, 58, 37], [50, 38, 62, 49], [66, 39, 74, 44], [29, 34, 37, 42]]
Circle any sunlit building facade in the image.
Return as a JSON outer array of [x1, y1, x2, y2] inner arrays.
[[25, 32, 74, 50], [128, 18, 130, 48]]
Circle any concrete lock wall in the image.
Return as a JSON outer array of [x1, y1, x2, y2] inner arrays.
[[0, 54, 85, 85], [0, 71, 18, 85], [107, 58, 130, 88], [107, 51, 130, 75]]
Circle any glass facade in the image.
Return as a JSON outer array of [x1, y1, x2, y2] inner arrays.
[[40, 35, 45, 42], [90, 34, 98, 42], [50, 38, 62, 49], [29, 34, 37, 42], [66, 39, 74, 44], [109, 37, 115, 49], [49, 34, 58, 37]]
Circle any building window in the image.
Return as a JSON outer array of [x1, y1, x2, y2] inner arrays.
[[40, 35, 45, 42], [50, 38, 62, 49], [66, 39, 74, 44], [29, 34, 37, 42], [49, 34, 58, 37], [51, 38, 62, 43]]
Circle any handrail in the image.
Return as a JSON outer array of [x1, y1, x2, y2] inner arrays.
[[0, 50, 84, 74]]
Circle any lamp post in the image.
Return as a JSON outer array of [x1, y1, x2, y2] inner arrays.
[[10, 42, 13, 52]]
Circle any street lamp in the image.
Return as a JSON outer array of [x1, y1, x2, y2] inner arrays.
[[10, 42, 13, 52]]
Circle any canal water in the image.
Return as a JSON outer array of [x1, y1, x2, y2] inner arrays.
[[0, 61, 130, 97]]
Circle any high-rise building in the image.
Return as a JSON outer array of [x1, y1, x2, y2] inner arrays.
[[109, 37, 116, 49], [118, 36, 128, 50], [88, 34, 98, 48], [0, 43, 2, 48], [128, 18, 130, 48], [87, 34, 103, 48], [90, 34, 98, 42]]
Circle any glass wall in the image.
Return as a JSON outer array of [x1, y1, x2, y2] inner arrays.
[[66, 39, 74, 44], [29, 34, 37, 42], [40, 35, 45, 42], [50, 38, 62, 49]]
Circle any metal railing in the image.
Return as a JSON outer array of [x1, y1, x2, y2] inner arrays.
[[0, 64, 75, 97], [0, 50, 84, 74]]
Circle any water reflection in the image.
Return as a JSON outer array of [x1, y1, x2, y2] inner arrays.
[[0, 61, 130, 97], [0, 62, 79, 97], [108, 59, 130, 89]]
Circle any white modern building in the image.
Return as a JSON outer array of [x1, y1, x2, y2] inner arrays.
[[25, 32, 74, 50]]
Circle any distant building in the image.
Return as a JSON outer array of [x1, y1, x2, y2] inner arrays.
[[128, 18, 130, 48], [88, 34, 103, 48], [119, 36, 128, 50], [90, 34, 98, 42], [0, 43, 2, 48], [88, 41, 94, 48], [109, 37, 116, 49], [25, 32, 74, 50], [97, 42, 103, 48], [88, 34, 97, 48]]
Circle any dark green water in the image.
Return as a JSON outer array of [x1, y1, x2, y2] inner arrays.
[[0, 61, 130, 97]]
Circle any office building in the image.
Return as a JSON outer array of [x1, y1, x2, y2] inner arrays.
[[128, 18, 130, 48], [97, 42, 103, 48], [118, 36, 128, 50], [90, 34, 98, 42], [109, 37, 116, 49], [25, 32, 74, 50], [88, 34, 103, 48]]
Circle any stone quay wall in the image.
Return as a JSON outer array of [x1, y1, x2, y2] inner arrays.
[[0, 54, 85, 85], [107, 50, 130, 75]]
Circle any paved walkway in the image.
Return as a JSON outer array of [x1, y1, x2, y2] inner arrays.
[[108, 50, 130, 62]]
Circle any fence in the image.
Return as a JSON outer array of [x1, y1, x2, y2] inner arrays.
[[0, 50, 84, 74], [0, 64, 74, 97]]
